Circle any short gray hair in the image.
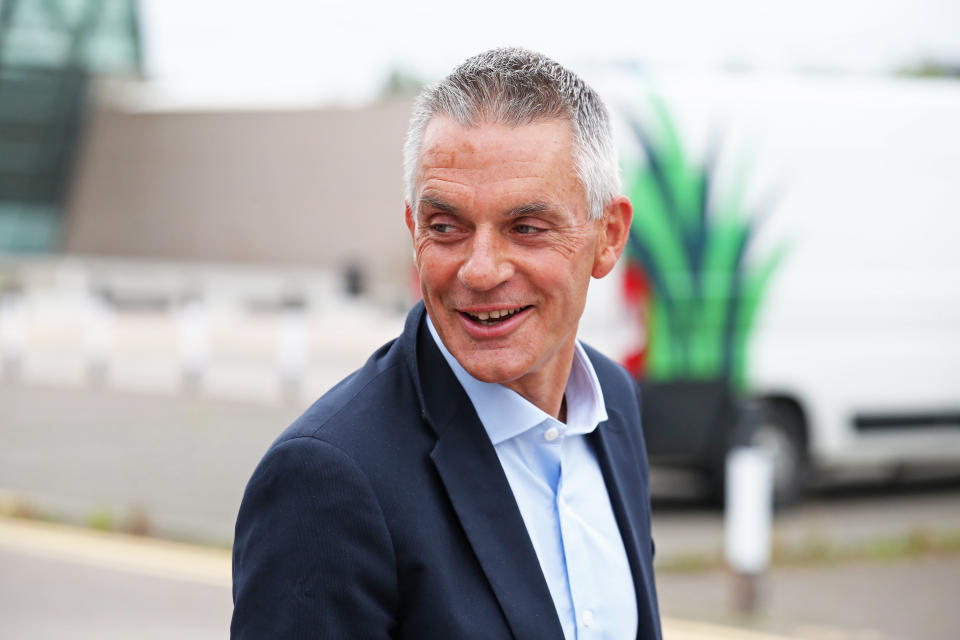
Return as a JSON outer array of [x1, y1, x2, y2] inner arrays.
[[403, 47, 621, 220]]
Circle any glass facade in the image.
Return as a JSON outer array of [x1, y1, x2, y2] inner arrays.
[[0, 0, 140, 252]]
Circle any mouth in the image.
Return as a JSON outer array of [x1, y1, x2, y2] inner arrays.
[[459, 306, 531, 327]]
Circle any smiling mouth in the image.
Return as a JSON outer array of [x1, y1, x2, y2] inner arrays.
[[460, 306, 531, 326]]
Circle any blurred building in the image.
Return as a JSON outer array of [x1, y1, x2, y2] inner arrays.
[[0, 0, 140, 253], [1, 0, 414, 294], [64, 93, 414, 291]]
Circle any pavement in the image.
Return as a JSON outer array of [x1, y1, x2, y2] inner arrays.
[[659, 554, 960, 640], [0, 518, 232, 640], [0, 382, 301, 545], [1, 516, 805, 640], [4, 382, 960, 555], [651, 481, 960, 563], [4, 382, 960, 638], [4, 515, 958, 639]]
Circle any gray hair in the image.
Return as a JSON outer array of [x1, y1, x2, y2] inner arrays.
[[403, 47, 621, 220]]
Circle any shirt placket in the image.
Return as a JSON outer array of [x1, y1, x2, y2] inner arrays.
[[555, 438, 601, 640]]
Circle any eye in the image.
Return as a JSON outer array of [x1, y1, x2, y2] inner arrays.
[[429, 223, 457, 233], [514, 223, 545, 235]]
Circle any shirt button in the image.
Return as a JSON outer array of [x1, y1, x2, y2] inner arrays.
[[543, 427, 559, 442], [582, 609, 594, 627]]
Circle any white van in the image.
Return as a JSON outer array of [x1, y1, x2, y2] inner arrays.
[[580, 70, 960, 503]]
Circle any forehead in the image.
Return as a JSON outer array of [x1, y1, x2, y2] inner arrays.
[[417, 116, 578, 184]]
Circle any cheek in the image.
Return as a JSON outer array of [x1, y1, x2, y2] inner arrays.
[[523, 255, 593, 313], [412, 233, 439, 272], [412, 238, 429, 270], [545, 227, 592, 260], [413, 240, 457, 286], [534, 240, 595, 285]]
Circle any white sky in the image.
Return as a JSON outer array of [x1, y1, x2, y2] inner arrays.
[[138, 0, 960, 106]]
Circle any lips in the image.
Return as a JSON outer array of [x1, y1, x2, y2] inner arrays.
[[456, 305, 532, 337]]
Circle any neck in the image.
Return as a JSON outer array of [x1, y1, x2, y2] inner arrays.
[[501, 341, 576, 421]]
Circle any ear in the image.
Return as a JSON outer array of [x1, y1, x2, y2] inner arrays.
[[592, 195, 633, 279]]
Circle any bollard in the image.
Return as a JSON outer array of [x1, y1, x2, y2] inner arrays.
[[178, 296, 208, 393], [724, 446, 774, 614], [84, 290, 113, 386], [276, 298, 307, 403], [0, 290, 25, 381]]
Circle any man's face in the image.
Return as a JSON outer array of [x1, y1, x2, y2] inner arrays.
[[406, 116, 629, 408]]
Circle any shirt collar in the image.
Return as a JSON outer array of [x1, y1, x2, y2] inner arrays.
[[426, 313, 608, 445]]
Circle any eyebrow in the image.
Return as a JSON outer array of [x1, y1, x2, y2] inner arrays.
[[418, 197, 557, 219], [506, 202, 550, 217], [418, 196, 456, 214]]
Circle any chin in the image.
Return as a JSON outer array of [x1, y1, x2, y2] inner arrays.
[[457, 353, 526, 385]]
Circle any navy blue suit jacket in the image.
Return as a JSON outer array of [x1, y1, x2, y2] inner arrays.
[[232, 302, 662, 639]]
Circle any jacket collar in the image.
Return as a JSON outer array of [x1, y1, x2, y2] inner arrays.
[[589, 406, 663, 640], [401, 302, 565, 639], [401, 302, 659, 640]]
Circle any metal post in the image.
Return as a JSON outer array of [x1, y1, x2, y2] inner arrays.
[[84, 288, 112, 386], [0, 288, 25, 381], [276, 296, 307, 403], [725, 446, 774, 614], [178, 295, 207, 393]]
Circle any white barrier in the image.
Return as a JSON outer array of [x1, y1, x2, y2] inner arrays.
[[84, 293, 113, 384], [177, 298, 208, 391], [725, 446, 774, 612], [0, 292, 25, 379], [276, 305, 308, 400]]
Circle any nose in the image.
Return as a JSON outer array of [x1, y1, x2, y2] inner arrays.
[[458, 227, 514, 292]]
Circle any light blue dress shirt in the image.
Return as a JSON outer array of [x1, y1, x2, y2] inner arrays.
[[427, 316, 638, 640]]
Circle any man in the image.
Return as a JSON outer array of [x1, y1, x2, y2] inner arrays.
[[232, 47, 661, 639]]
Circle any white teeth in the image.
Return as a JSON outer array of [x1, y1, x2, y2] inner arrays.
[[490, 310, 501, 319], [477, 312, 490, 320]]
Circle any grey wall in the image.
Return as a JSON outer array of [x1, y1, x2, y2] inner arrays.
[[64, 99, 415, 288]]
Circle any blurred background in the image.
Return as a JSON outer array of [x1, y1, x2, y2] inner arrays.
[[1, 1, 959, 638]]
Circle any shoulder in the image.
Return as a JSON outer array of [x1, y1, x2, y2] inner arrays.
[[238, 334, 417, 537], [272, 335, 420, 452], [254, 322, 441, 501], [233, 312, 434, 636], [235, 331, 420, 528], [232, 427, 400, 637]]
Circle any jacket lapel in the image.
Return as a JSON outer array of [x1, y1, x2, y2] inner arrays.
[[591, 406, 663, 640], [407, 308, 564, 640]]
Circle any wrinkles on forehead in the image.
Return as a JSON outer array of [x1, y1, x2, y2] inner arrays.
[[419, 113, 574, 160], [418, 116, 577, 182]]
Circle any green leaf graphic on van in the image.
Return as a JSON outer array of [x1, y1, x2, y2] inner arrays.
[[622, 94, 785, 389]]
